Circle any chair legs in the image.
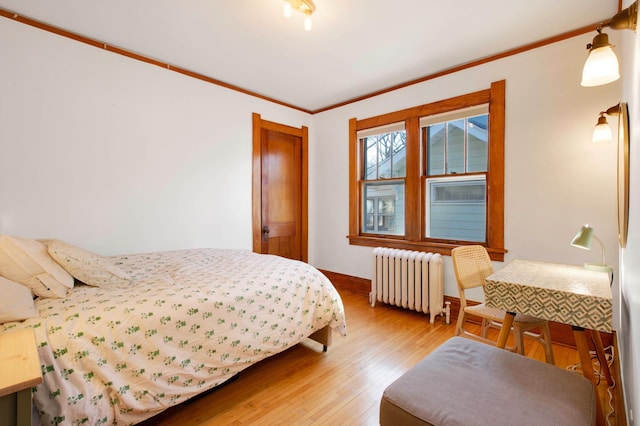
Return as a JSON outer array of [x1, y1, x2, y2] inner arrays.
[[515, 323, 556, 365], [457, 311, 555, 365], [456, 312, 497, 346], [480, 319, 491, 339], [513, 326, 526, 355], [455, 310, 466, 337], [540, 322, 555, 365]]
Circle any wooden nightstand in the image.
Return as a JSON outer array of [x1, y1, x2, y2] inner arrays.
[[0, 328, 42, 426]]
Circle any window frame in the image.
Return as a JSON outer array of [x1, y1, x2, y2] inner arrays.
[[348, 80, 506, 261]]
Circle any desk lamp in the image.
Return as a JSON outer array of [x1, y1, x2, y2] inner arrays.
[[570, 224, 611, 272]]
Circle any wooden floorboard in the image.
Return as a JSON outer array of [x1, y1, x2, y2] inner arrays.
[[141, 290, 621, 425]]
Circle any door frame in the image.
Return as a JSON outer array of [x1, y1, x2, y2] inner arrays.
[[251, 112, 308, 262]]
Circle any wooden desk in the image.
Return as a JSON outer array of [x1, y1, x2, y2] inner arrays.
[[485, 259, 612, 426], [0, 328, 43, 426]]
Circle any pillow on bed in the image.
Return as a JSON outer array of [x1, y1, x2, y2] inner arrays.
[[0, 235, 74, 298], [47, 239, 132, 288], [0, 276, 38, 323]]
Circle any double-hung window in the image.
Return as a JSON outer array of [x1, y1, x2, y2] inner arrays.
[[348, 80, 505, 260], [361, 123, 406, 236], [423, 108, 488, 242]]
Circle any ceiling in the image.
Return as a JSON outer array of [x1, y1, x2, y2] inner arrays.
[[0, 0, 618, 112]]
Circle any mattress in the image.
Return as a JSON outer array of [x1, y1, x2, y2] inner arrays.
[[1, 248, 347, 425]]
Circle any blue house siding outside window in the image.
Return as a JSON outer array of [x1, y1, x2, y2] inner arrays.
[[423, 111, 488, 242], [426, 177, 486, 242]]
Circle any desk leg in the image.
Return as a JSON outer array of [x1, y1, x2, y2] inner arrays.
[[590, 330, 613, 386], [573, 327, 605, 426], [496, 312, 515, 349]]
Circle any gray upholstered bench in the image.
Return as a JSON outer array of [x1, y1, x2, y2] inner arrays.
[[380, 337, 596, 426]]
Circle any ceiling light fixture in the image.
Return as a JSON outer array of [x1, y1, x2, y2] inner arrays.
[[592, 104, 621, 143], [581, 1, 638, 87], [283, 0, 316, 31]]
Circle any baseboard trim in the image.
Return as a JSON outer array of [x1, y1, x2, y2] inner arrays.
[[613, 332, 628, 425], [320, 268, 614, 350]]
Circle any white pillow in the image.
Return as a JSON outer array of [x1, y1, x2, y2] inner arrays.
[[0, 276, 38, 323], [0, 235, 74, 298], [47, 239, 132, 288]]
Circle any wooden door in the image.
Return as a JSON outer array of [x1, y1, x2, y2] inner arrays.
[[252, 113, 308, 262]]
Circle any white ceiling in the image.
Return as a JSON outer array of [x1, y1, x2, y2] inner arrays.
[[0, 0, 618, 112]]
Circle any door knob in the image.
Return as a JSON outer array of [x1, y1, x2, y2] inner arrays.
[[262, 225, 270, 241]]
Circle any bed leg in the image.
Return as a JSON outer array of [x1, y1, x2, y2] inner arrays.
[[308, 325, 332, 351]]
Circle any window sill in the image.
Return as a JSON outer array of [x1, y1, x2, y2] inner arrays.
[[347, 235, 506, 262]]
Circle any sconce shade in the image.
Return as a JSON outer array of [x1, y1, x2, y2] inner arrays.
[[581, 32, 620, 87], [591, 104, 620, 143], [571, 225, 594, 250], [592, 115, 613, 143]]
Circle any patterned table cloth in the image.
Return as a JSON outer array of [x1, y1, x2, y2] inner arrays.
[[1, 249, 347, 425], [485, 259, 612, 333]]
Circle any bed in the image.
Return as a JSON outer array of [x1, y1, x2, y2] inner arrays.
[[0, 236, 347, 425]]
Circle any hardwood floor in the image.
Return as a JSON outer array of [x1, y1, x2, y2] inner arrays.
[[142, 290, 621, 425]]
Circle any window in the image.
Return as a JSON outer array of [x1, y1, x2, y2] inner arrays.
[[426, 176, 486, 241], [425, 113, 488, 175], [423, 108, 488, 242], [360, 124, 406, 236], [364, 128, 406, 179], [348, 80, 505, 261], [364, 193, 400, 234]]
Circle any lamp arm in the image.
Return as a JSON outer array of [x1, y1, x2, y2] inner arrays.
[[606, 1, 638, 31], [605, 104, 621, 117], [592, 235, 606, 266]]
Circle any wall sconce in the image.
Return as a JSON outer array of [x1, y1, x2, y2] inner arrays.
[[283, 0, 316, 31], [581, 1, 638, 87], [570, 224, 611, 272], [592, 104, 621, 143]]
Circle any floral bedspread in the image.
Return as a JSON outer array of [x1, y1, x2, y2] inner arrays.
[[0, 249, 346, 425]]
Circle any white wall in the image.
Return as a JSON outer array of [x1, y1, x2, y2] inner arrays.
[[0, 17, 311, 256], [618, 1, 640, 421], [312, 34, 622, 312]]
